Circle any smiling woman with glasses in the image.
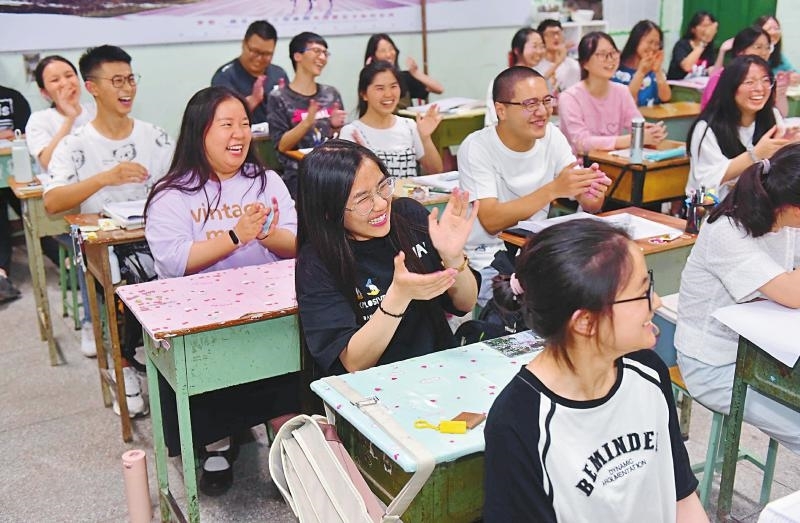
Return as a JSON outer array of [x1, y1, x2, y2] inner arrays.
[[483, 218, 708, 523], [687, 55, 794, 200], [296, 139, 478, 376], [559, 31, 668, 155]]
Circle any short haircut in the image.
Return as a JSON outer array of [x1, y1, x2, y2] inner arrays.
[[78, 45, 132, 81], [492, 65, 543, 102], [244, 20, 278, 42], [536, 19, 562, 34], [288, 31, 328, 71]]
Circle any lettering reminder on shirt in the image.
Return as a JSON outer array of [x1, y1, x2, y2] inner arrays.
[[292, 107, 331, 124]]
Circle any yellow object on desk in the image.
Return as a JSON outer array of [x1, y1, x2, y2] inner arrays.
[[414, 419, 468, 434]]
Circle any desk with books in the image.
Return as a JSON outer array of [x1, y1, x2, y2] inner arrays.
[[64, 213, 145, 441]]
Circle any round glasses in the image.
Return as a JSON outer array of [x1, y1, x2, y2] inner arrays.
[[612, 269, 654, 311], [497, 96, 556, 112], [345, 177, 396, 216], [89, 74, 140, 88]]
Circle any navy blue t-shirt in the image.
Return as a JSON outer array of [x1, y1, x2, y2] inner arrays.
[[211, 59, 289, 123]]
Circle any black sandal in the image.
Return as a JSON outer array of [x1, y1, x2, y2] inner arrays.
[[198, 439, 238, 496]]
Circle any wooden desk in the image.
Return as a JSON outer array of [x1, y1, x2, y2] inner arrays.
[[117, 260, 300, 523], [639, 102, 700, 143], [9, 177, 73, 365], [398, 108, 485, 161], [65, 213, 145, 441], [499, 207, 696, 296], [394, 180, 450, 212], [311, 331, 544, 522], [667, 79, 706, 103], [585, 139, 689, 209], [283, 149, 306, 162], [717, 335, 800, 521]]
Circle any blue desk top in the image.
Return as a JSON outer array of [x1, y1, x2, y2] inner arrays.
[[310, 331, 544, 472]]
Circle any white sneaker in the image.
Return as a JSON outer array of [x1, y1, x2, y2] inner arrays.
[[80, 323, 97, 358], [112, 367, 149, 418]]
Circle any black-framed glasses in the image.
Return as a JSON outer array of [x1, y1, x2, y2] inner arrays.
[[88, 73, 140, 88], [497, 95, 555, 112], [344, 177, 395, 216], [303, 47, 331, 58], [245, 43, 273, 59], [612, 269, 654, 311], [594, 50, 620, 62]]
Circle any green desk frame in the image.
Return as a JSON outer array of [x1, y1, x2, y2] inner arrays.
[[717, 337, 800, 521], [145, 314, 301, 523]]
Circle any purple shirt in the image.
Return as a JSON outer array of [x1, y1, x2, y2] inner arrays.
[[559, 81, 643, 154], [146, 166, 297, 278]]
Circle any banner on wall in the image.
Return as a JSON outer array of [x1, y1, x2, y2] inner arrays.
[[0, 0, 531, 52]]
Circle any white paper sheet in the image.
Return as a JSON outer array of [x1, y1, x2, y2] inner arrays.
[[408, 171, 459, 191], [713, 300, 800, 367], [403, 97, 484, 114], [516, 212, 682, 241]]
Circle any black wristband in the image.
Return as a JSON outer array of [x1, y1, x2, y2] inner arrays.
[[378, 302, 404, 319], [228, 229, 240, 246]]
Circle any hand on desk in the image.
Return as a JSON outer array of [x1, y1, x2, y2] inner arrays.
[[644, 121, 668, 146]]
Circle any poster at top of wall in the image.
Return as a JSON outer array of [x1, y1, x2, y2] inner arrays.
[[0, 0, 532, 52]]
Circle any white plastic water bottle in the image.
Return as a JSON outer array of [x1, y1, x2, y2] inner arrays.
[[108, 247, 122, 284], [11, 129, 33, 183]]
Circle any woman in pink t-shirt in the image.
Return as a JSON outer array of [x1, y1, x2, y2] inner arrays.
[[559, 32, 667, 155]]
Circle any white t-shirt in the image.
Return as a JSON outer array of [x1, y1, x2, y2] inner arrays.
[[687, 120, 754, 200], [676, 216, 800, 366], [25, 103, 96, 170], [45, 119, 175, 214], [538, 56, 581, 92], [339, 116, 425, 177], [457, 123, 575, 269]]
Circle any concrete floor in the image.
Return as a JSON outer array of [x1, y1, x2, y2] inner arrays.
[[0, 246, 798, 522]]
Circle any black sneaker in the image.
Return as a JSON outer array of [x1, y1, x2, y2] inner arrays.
[[0, 276, 21, 304]]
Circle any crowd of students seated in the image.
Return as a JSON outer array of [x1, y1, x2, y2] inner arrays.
[[1, 11, 798, 520]]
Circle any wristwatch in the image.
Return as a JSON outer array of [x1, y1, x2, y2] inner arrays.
[[746, 144, 760, 163], [228, 229, 240, 246], [442, 253, 469, 272]]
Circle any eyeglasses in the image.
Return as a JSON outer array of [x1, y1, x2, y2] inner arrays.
[[542, 29, 563, 38], [88, 74, 140, 88], [612, 270, 654, 311], [594, 50, 620, 62], [497, 95, 556, 112], [245, 43, 273, 59], [748, 44, 771, 53], [345, 177, 395, 216], [303, 47, 331, 58], [740, 77, 775, 90]]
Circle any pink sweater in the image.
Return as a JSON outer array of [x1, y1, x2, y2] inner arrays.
[[559, 81, 642, 154]]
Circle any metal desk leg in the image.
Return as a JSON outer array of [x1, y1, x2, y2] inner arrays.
[[21, 201, 62, 365], [84, 263, 112, 408], [717, 337, 749, 522], [145, 337, 172, 523]]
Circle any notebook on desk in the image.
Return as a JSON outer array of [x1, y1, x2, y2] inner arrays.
[[102, 199, 146, 229], [513, 212, 682, 241]]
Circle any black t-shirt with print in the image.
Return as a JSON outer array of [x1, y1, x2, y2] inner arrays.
[[297, 198, 476, 375]]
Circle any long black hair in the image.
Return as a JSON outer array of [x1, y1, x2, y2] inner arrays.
[[687, 55, 775, 159], [356, 60, 401, 117], [508, 27, 538, 68], [620, 20, 663, 67], [144, 86, 266, 224], [296, 139, 428, 313], [515, 219, 633, 370], [364, 33, 399, 66], [708, 143, 800, 237], [731, 25, 770, 57], [682, 10, 717, 41], [755, 15, 782, 70]]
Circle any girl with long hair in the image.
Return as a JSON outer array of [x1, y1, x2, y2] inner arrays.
[[339, 60, 443, 177], [364, 33, 444, 109], [667, 10, 719, 79], [484, 219, 706, 522], [145, 86, 298, 496], [614, 20, 671, 106], [677, 144, 800, 453], [296, 139, 478, 375], [560, 31, 667, 155], [687, 55, 793, 199]]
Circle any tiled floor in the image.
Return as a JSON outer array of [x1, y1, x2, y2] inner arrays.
[[0, 247, 797, 522]]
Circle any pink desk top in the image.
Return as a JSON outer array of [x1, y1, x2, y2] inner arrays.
[[116, 259, 296, 341]]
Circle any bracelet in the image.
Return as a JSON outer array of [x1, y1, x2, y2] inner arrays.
[[441, 253, 469, 272], [228, 229, 240, 246], [747, 145, 760, 163], [378, 302, 404, 319]]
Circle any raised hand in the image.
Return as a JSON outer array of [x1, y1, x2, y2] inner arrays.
[[405, 56, 419, 74], [428, 188, 478, 262], [651, 50, 665, 73], [250, 75, 266, 106], [415, 104, 442, 138], [350, 128, 367, 147], [329, 101, 347, 128], [302, 99, 320, 127], [233, 202, 268, 245], [389, 251, 457, 303], [105, 162, 149, 186], [754, 125, 790, 158]]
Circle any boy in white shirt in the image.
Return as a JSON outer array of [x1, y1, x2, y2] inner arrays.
[[458, 66, 610, 304], [44, 45, 175, 417]]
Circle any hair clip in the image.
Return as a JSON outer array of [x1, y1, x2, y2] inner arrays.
[[509, 273, 524, 296], [761, 158, 771, 175]]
